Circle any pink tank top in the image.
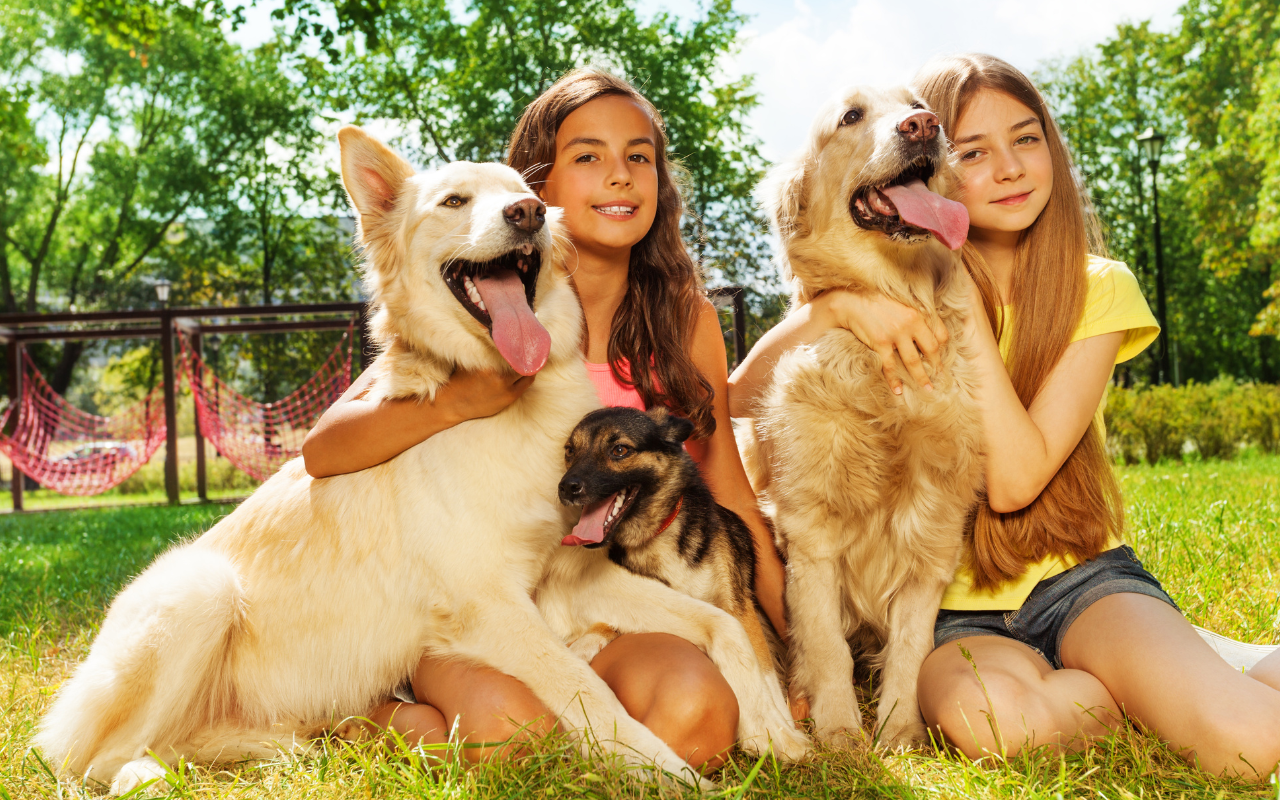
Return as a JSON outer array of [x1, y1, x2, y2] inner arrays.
[[584, 358, 708, 464], [584, 359, 647, 411]]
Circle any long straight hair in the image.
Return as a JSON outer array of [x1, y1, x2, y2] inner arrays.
[[506, 67, 715, 437], [914, 54, 1124, 590]]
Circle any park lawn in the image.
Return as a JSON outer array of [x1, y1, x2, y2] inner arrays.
[[2, 455, 1278, 799]]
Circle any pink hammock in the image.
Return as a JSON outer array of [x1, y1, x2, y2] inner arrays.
[[179, 327, 353, 482], [0, 351, 166, 495]]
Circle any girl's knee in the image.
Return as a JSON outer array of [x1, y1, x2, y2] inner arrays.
[[457, 673, 557, 762], [649, 665, 739, 769], [366, 701, 447, 747], [921, 662, 1044, 759]]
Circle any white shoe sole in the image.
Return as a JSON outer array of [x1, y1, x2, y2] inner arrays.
[[1195, 625, 1279, 671]]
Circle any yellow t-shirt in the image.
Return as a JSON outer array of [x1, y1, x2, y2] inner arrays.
[[939, 255, 1160, 611]]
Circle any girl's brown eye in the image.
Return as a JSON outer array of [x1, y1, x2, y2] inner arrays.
[[610, 444, 632, 459], [442, 195, 468, 208], [840, 108, 864, 126]]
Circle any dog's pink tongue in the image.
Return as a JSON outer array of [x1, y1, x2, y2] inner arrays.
[[561, 494, 617, 547], [880, 180, 970, 251], [473, 269, 551, 376]]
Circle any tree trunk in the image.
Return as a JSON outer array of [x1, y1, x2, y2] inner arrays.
[[49, 340, 85, 397]]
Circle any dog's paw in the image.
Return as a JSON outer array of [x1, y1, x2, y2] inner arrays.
[[331, 718, 371, 743], [567, 623, 619, 663], [874, 718, 928, 752], [110, 757, 169, 796], [739, 725, 813, 763], [815, 725, 867, 752]]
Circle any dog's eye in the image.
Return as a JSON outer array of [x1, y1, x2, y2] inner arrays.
[[441, 195, 469, 208], [609, 444, 633, 459], [840, 108, 864, 126]]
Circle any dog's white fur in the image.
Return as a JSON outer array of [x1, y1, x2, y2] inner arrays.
[[741, 86, 985, 749], [36, 128, 806, 795]]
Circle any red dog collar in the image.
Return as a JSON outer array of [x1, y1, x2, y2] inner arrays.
[[648, 498, 683, 542]]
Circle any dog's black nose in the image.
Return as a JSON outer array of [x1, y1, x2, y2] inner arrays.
[[898, 110, 940, 143], [559, 477, 585, 502], [504, 198, 546, 234]]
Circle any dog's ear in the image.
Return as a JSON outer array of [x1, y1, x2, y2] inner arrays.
[[646, 407, 695, 447], [338, 126, 415, 225], [756, 155, 810, 285], [757, 155, 810, 243]]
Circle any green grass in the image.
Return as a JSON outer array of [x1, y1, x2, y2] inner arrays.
[[3, 456, 1280, 798]]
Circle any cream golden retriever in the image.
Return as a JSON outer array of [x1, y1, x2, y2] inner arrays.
[[36, 128, 807, 795], [741, 86, 984, 749]]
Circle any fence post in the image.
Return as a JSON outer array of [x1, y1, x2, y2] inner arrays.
[[7, 341, 23, 512], [192, 330, 207, 502], [730, 288, 746, 369], [161, 310, 179, 505]]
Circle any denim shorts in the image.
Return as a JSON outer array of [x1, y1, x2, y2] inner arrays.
[[933, 545, 1178, 669]]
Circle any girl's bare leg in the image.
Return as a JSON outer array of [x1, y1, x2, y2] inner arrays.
[[1246, 648, 1280, 692], [920, 593, 1280, 779], [1061, 593, 1280, 777], [366, 700, 449, 749], [366, 633, 736, 770], [591, 632, 739, 770], [918, 635, 1119, 758]]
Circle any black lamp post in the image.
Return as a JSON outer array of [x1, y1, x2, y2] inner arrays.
[[1136, 126, 1171, 385]]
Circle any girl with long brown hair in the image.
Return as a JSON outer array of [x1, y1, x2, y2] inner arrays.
[[730, 53, 1280, 777], [303, 67, 788, 770]]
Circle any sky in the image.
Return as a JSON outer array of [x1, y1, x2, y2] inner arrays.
[[227, 0, 1187, 162], [714, 0, 1186, 160]]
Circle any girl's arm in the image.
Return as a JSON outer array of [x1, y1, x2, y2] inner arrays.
[[303, 353, 534, 478], [955, 273, 1122, 512], [727, 290, 949, 417], [690, 300, 791, 640]]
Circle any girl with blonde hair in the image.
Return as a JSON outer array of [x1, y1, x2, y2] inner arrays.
[[731, 53, 1280, 778]]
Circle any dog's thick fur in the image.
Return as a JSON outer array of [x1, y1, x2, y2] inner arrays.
[[740, 86, 985, 748], [36, 129, 806, 795], [555, 407, 773, 669]]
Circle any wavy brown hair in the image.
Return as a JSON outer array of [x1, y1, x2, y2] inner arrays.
[[913, 53, 1124, 590], [506, 67, 715, 437]]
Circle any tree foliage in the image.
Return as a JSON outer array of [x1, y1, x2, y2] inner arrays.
[[1039, 0, 1280, 383]]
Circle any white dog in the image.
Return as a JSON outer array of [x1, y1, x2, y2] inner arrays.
[[742, 87, 984, 749], [36, 128, 807, 795]]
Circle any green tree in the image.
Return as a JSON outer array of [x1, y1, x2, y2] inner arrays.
[[1037, 0, 1280, 383], [299, 0, 779, 356], [1, 0, 354, 398]]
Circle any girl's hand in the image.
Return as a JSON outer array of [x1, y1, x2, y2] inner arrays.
[[813, 289, 949, 395], [433, 367, 535, 425]]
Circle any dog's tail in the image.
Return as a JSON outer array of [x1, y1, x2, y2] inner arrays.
[[35, 543, 244, 783]]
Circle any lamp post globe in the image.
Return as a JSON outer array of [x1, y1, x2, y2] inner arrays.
[[1135, 126, 1171, 385], [1136, 127, 1166, 165], [155, 279, 171, 306]]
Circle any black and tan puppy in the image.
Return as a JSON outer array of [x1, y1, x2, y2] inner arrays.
[[557, 406, 775, 670]]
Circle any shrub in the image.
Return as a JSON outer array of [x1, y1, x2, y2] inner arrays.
[[1132, 383, 1190, 463], [1102, 378, 1280, 464], [1242, 382, 1280, 454], [1182, 376, 1245, 460], [1103, 385, 1142, 465]]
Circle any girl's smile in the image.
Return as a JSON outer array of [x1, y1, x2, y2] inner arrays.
[[992, 190, 1032, 206], [593, 202, 640, 219]]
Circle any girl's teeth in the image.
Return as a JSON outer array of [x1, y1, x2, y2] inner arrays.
[[598, 205, 633, 215]]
